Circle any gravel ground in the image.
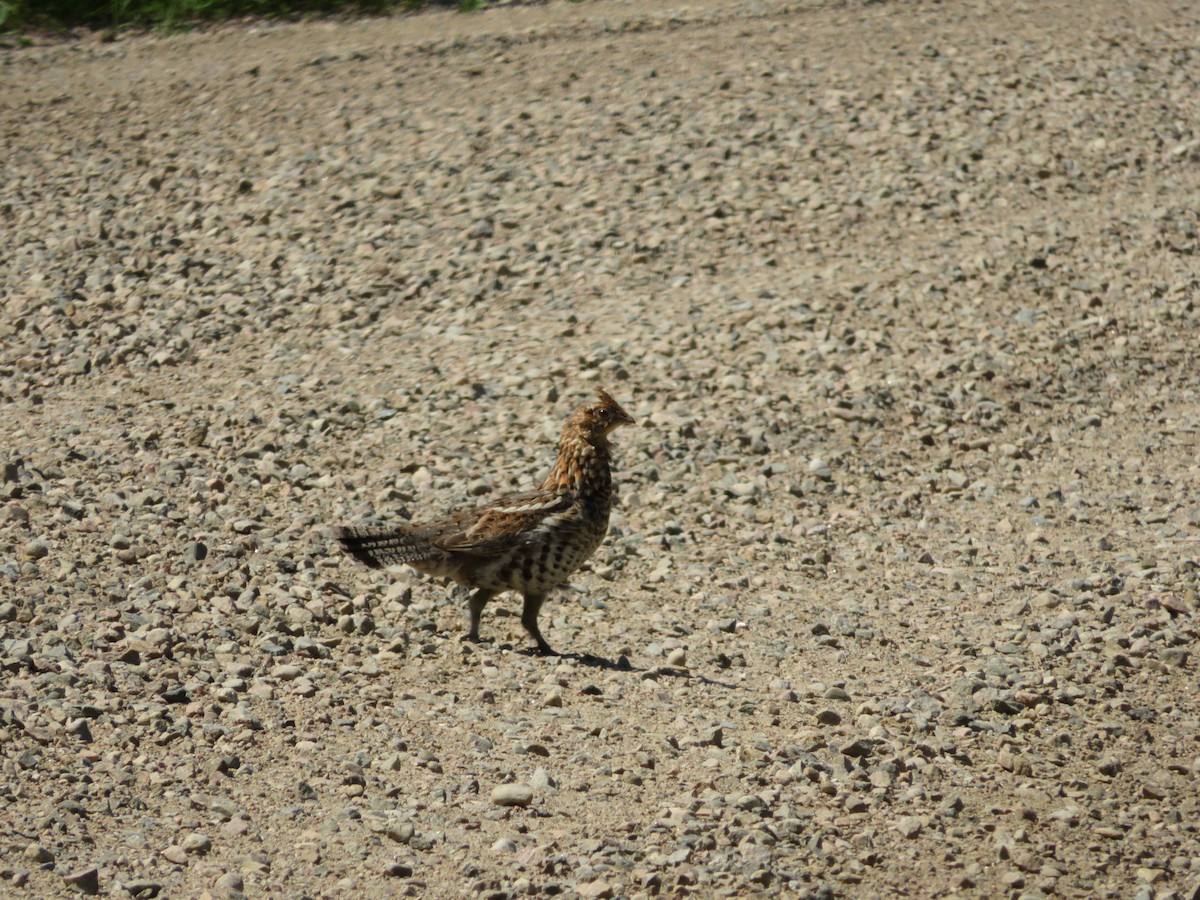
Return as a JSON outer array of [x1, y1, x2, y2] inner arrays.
[[3, 0, 1200, 896]]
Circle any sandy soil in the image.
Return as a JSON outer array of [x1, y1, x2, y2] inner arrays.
[[2, 0, 1200, 897]]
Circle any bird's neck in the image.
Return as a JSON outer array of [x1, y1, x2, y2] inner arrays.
[[542, 432, 612, 495]]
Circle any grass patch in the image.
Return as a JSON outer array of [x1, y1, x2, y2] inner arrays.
[[2, 0, 485, 31]]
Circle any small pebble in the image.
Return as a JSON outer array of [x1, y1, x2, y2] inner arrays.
[[808, 457, 832, 480], [161, 845, 188, 865], [214, 872, 245, 893], [62, 868, 100, 895], [24, 843, 53, 865], [21, 540, 49, 560], [490, 784, 534, 807], [181, 833, 212, 855], [897, 817, 923, 838]]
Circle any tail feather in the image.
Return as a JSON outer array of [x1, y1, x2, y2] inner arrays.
[[333, 524, 440, 569]]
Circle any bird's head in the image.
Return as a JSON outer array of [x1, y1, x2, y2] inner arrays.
[[570, 388, 636, 441]]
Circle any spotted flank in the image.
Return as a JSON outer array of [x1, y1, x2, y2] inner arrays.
[[492, 496, 568, 515]]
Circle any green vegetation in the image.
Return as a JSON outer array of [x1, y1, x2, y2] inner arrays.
[[0, 0, 486, 31]]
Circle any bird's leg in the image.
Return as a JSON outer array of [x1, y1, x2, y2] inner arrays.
[[466, 589, 495, 643], [520, 593, 556, 656]]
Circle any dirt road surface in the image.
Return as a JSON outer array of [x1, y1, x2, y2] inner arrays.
[[3, 0, 1200, 896]]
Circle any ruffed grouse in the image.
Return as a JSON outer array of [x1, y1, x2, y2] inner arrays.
[[333, 389, 635, 655]]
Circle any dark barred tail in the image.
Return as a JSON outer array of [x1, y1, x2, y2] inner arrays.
[[333, 525, 433, 569]]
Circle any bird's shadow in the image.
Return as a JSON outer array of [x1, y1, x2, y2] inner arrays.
[[655, 667, 737, 689], [548, 650, 636, 671], [528, 649, 736, 687]]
